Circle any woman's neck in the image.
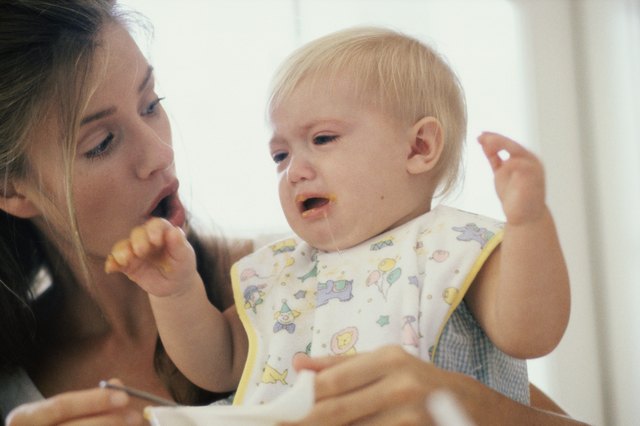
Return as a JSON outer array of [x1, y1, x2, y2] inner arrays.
[[30, 249, 166, 400], [39, 235, 156, 342]]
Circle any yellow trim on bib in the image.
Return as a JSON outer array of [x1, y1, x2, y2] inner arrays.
[[430, 228, 504, 357], [230, 261, 258, 405]]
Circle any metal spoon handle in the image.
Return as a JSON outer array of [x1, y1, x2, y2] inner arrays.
[[99, 381, 180, 407]]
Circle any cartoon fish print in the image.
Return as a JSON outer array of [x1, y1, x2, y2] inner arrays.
[[430, 249, 449, 262], [298, 260, 319, 282], [261, 364, 288, 385]]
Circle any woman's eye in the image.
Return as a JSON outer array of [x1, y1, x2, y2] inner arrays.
[[84, 133, 115, 159], [272, 152, 288, 164], [313, 134, 338, 145], [142, 96, 165, 116]]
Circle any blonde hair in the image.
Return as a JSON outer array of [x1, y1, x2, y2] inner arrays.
[[268, 26, 467, 196]]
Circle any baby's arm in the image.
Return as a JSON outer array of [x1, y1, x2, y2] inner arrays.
[[105, 218, 247, 391], [465, 132, 570, 359]]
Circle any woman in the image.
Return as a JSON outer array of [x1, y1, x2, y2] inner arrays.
[[0, 1, 584, 424], [0, 1, 241, 423]]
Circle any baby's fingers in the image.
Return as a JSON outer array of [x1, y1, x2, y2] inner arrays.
[[478, 132, 530, 162], [126, 218, 176, 258], [143, 217, 173, 247], [105, 239, 134, 273], [129, 226, 153, 258]]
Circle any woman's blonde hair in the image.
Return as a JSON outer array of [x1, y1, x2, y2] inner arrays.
[[268, 26, 467, 196]]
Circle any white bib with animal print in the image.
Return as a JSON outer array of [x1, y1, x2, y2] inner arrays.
[[231, 205, 504, 405]]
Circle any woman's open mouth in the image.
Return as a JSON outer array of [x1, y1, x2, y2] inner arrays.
[[151, 196, 171, 218], [149, 190, 186, 227]]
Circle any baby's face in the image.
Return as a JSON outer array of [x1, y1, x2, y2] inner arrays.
[[268, 77, 431, 251]]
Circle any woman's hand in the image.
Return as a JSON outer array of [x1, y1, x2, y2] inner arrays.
[[282, 345, 468, 426], [282, 345, 584, 426], [5, 380, 143, 426]]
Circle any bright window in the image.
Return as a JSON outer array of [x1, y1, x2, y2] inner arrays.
[[120, 0, 530, 237]]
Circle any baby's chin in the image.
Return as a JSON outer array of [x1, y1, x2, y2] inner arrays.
[[301, 232, 363, 253]]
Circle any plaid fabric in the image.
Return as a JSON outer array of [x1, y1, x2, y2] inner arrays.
[[434, 301, 530, 404]]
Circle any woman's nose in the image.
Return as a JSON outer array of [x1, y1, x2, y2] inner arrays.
[[135, 125, 174, 179], [286, 154, 316, 184]]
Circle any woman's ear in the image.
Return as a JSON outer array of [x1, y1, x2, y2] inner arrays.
[[406, 116, 443, 175], [0, 181, 41, 219]]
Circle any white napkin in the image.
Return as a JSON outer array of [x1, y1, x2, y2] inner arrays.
[[145, 370, 315, 426]]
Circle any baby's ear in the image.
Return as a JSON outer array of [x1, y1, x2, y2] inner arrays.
[[0, 181, 41, 219], [406, 116, 443, 174]]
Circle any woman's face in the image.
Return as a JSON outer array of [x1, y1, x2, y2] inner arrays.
[[23, 22, 185, 263]]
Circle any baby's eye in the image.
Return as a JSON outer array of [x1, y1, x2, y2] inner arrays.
[[313, 134, 338, 145], [84, 133, 115, 159], [142, 96, 165, 116], [272, 151, 289, 164]]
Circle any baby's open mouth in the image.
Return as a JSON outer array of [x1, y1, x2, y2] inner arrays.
[[302, 197, 330, 212], [297, 194, 336, 217]]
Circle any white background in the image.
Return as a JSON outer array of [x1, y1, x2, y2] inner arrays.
[[120, 1, 640, 425]]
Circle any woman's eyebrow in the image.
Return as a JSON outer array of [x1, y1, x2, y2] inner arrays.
[[138, 65, 154, 93], [81, 107, 116, 126], [80, 66, 154, 126]]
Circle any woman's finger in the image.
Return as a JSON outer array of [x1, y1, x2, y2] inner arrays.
[[61, 410, 143, 426], [5, 385, 131, 426], [287, 346, 436, 425], [312, 346, 417, 400]]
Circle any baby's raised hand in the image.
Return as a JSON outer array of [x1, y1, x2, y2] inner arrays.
[[478, 132, 546, 225], [105, 218, 197, 298]]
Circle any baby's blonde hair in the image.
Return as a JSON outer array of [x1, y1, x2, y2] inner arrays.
[[268, 26, 467, 196]]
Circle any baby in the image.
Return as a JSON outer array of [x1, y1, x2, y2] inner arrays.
[[107, 26, 570, 406]]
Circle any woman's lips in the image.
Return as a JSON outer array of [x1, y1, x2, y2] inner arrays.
[[147, 181, 186, 228], [166, 192, 186, 228]]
